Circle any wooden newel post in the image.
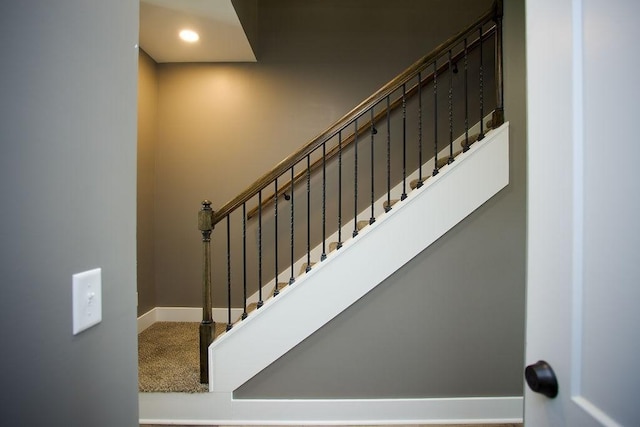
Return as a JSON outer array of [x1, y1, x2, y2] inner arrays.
[[198, 200, 214, 384]]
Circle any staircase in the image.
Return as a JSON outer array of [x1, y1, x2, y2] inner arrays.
[[138, 1, 524, 423], [195, 0, 505, 393], [209, 121, 509, 393]]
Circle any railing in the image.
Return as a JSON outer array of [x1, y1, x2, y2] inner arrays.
[[198, 0, 504, 384]]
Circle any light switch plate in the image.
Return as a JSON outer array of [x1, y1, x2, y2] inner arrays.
[[72, 268, 102, 335]]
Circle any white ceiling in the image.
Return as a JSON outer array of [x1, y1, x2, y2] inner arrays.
[[139, 0, 256, 63]]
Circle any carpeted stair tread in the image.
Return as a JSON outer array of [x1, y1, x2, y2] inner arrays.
[[357, 219, 370, 231], [461, 133, 481, 150], [410, 175, 432, 190], [247, 302, 259, 314], [329, 241, 341, 252], [270, 282, 289, 297], [435, 149, 463, 169], [383, 199, 399, 210], [486, 118, 497, 129], [299, 262, 316, 275]]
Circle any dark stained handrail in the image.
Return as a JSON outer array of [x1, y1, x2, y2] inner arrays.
[[212, 2, 500, 225], [244, 24, 496, 220]]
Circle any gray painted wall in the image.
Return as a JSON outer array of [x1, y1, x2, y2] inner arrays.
[[235, 0, 526, 398], [0, 1, 140, 425], [138, 49, 159, 316]]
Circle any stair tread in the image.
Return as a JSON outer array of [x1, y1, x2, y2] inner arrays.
[[410, 175, 431, 190], [246, 302, 259, 314], [383, 199, 399, 210], [461, 133, 481, 150], [435, 149, 463, 169], [356, 219, 370, 231], [270, 282, 289, 298], [299, 262, 316, 275]]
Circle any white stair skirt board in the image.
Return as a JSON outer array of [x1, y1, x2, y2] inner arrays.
[[139, 394, 523, 425], [137, 307, 244, 333], [210, 123, 509, 393], [138, 123, 513, 424]]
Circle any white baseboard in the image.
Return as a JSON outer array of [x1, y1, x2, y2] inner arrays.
[[137, 308, 157, 333], [137, 307, 244, 333], [139, 393, 523, 425]]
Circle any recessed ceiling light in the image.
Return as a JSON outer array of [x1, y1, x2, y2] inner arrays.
[[179, 29, 199, 43]]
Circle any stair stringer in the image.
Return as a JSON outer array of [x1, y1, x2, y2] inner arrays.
[[209, 122, 510, 393]]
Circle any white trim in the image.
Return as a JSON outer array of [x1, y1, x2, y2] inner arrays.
[[137, 308, 157, 333], [139, 393, 523, 425], [570, 0, 585, 397], [137, 307, 244, 333]]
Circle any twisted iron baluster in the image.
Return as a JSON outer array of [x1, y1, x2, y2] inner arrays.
[[385, 96, 392, 211], [274, 178, 279, 296], [306, 155, 311, 272], [226, 215, 232, 331], [493, 1, 505, 127], [242, 203, 248, 320], [321, 142, 327, 261], [353, 118, 359, 238], [478, 26, 485, 141], [369, 108, 376, 224], [417, 71, 423, 188], [337, 131, 343, 249], [401, 83, 407, 200], [464, 38, 470, 152], [433, 60, 439, 177], [257, 190, 263, 308], [289, 166, 295, 284], [448, 49, 455, 165]]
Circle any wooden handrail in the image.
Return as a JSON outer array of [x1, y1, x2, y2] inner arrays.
[[212, 2, 499, 225], [245, 24, 497, 220]]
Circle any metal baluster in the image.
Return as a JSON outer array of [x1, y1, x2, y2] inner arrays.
[[274, 178, 279, 296], [433, 60, 439, 177], [448, 49, 455, 165], [257, 190, 263, 308], [337, 131, 343, 249], [463, 38, 470, 152], [242, 203, 248, 320], [478, 26, 485, 141], [493, 0, 505, 127], [401, 83, 407, 200], [226, 215, 232, 331], [385, 96, 392, 211], [417, 72, 424, 188], [289, 166, 295, 284], [321, 142, 327, 261], [306, 155, 311, 272], [353, 118, 359, 238], [198, 200, 214, 384], [369, 108, 376, 224]]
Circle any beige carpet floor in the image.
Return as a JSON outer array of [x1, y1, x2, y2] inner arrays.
[[138, 321, 226, 393]]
